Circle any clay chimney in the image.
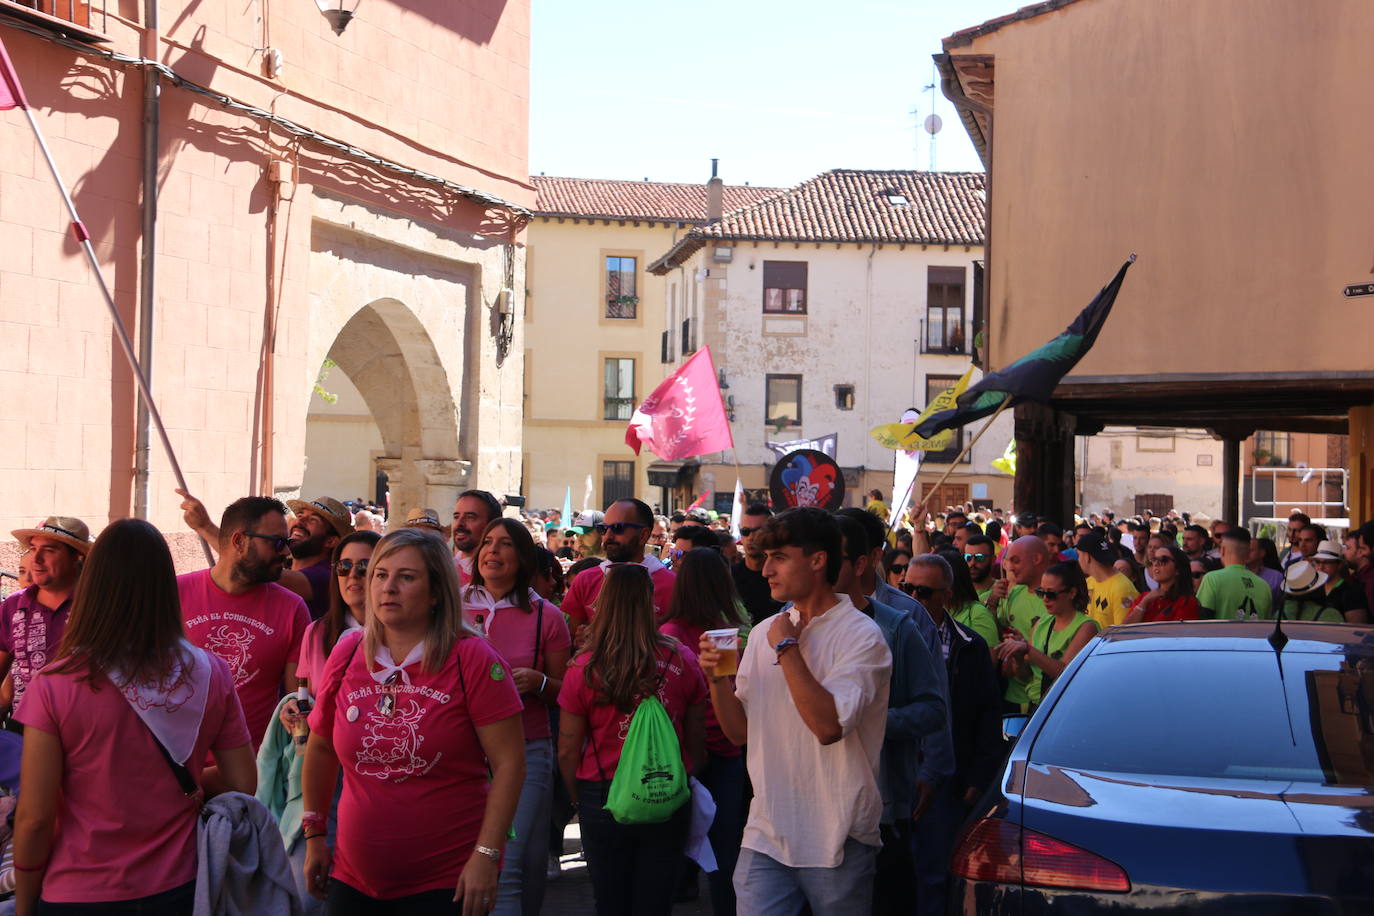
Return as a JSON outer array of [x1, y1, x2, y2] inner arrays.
[[706, 158, 723, 223]]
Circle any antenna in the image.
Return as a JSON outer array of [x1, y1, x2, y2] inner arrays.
[[923, 63, 942, 171]]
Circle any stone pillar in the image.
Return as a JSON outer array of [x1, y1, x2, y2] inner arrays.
[[417, 458, 472, 517], [1013, 402, 1076, 525], [1350, 405, 1374, 526], [375, 457, 403, 520]]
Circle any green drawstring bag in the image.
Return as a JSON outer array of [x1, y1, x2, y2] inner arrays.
[[605, 695, 689, 825]]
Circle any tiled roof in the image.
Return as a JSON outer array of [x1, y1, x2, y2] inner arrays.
[[943, 0, 1089, 49], [648, 170, 985, 272], [530, 176, 782, 222]]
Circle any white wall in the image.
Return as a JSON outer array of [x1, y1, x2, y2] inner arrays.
[[1078, 427, 1223, 518]]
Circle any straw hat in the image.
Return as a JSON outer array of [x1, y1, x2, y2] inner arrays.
[[403, 507, 446, 533], [1312, 540, 1343, 562], [12, 516, 93, 555], [1284, 560, 1328, 596], [285, 497, 354, 538]]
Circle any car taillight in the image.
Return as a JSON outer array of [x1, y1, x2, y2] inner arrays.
[[952, 818, 1130, 893]]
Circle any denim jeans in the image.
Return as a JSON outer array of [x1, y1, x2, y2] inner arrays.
[[699, 752, 747, 916], [577, 779, 690, 916], [910, 786, 965, 916], [733, 837, 879, 916], [494, 738, 554, 916]]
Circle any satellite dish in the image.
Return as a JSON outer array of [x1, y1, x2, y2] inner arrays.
[[924, 113, 943, 135]]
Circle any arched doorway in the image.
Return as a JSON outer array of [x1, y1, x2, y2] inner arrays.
[[301, 297, 469, 520]]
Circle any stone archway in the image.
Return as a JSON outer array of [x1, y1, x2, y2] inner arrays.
[[306, 297, 470, 517]]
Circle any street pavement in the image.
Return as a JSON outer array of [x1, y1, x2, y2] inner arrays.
[[542, 822, 714, 915]]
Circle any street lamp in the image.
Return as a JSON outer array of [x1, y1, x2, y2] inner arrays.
[[315, 0, 360, 35]]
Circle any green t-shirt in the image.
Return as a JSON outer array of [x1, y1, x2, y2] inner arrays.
[[1086, 573, 1139, 630], [1028, 611, 1099, 702], [998, 585, 1048, 708], [953, 601, 999, 649], [1196, 565, 1273, 620], [1281, 597, 1343, 623]]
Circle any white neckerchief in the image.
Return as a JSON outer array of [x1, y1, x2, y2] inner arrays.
[[112, 640, 212, 765], [343, 613, 364, 633], [464, 585, 539, 636], [371, 641, 425, 685], [598, 554, 666, 576]]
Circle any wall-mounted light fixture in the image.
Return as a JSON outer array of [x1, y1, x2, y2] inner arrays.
[[316, 0, 361, 35]]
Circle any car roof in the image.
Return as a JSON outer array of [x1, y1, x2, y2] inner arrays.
[[1090, 621, 1374, 655]]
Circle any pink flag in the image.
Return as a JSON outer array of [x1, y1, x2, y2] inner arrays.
[[0, 36, 29, 112], [626, 347, 735, 461]]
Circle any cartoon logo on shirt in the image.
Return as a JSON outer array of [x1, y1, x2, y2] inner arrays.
[[356, 699, 434, 781], [490, 663, 505, 682], [204, 625, 256, 688]]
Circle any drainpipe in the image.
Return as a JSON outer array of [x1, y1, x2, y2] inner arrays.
[[133, 0, 160, 518]]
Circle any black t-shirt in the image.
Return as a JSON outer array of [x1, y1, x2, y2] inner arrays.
[[731, 560, 782, 627]]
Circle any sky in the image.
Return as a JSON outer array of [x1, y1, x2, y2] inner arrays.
[[529, 0, 1027, 188]]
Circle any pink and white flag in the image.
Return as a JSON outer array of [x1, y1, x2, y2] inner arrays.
[[0, 36, 31, 111], [626, 347, 735, 461]]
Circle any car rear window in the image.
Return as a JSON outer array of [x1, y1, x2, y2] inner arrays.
[[1029, 649, 1374, 786]]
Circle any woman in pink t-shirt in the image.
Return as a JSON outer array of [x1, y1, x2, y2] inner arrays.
[[302, 528, 526, 913], [557, 564, 706, 916], [660, 547, 749, 916], [463, 518, 570, 916], [296, 530, 382, 695], [14, 519, 256, 914]]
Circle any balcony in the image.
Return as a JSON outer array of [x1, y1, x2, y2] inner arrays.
[[0, 0, 109, 41], [919, 317, 968, 355]]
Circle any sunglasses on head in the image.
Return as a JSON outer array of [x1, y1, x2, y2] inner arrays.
[[1035, 587, 1069, 599], [244, 532, 290, 552], [899, 582, 938, 600], [335, 558, 369, 578], [593, 522, 645, 535]]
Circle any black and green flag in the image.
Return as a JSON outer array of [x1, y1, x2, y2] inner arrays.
[[915, 255, 1135, 439]]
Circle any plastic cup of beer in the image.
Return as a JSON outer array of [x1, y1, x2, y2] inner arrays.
[[705, 627, 741, 677]]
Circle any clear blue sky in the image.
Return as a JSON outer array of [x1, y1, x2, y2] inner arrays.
[[530, 0, 1026, 188]]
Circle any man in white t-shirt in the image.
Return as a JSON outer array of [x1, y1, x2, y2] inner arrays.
[[699, 507, 892, 914]]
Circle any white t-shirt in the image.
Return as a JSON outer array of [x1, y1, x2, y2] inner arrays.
[[735, 595, 892, 868]]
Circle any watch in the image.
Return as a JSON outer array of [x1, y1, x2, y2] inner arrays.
[[474, 844, 501, 863]]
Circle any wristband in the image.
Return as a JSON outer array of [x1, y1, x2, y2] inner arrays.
[[773, 637, 799, 665], [301, 812, 327, 835], [474, 844, 502, 863], [540, 673, 549, 694], [303, 830, 327, 841]]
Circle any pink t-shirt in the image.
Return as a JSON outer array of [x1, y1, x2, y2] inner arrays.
[[659, 620, 741, 759], [16, 653, 249, 902], [558, 641, 707, 781], [561, 560, 676, 629], [462, 587, 571, 741], [178, 569, 310, 748], [296, 616, 364, 695], [309, 631, 523, 899]]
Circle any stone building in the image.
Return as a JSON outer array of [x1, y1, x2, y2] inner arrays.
[[0, 0, 531, 562]]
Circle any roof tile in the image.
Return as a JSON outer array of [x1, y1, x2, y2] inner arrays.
[[530, 176, 782, 222]]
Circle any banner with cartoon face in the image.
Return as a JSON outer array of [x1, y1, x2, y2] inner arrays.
[[769, 449, 845, 511]]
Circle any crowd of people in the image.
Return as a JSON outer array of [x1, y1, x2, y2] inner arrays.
[[0, 490, 1370, 915]]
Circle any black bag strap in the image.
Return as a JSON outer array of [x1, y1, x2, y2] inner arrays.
[[533, 597, 545, 671], [152, 731, 201, 797]]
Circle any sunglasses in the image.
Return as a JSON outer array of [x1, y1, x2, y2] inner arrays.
[[964, 553, 991, 563], [1035, 587, 1069, 599], [739, 527, 759, 538], [899, 582, 938, 600], [1192, 571, 1205, 579], [1148, 556, 1173, 566], [377, 671, 402, 717], [593, 522, 646, 535], [889, 564, 908, 575], [335, 558, 369, 578], [244, 532, 290, 552]]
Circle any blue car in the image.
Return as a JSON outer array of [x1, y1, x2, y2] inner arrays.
[[949, 621, 1374, 913]]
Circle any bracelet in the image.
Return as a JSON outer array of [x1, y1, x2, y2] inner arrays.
[[474, 844, 502, 863], [773, 637, 799, 665], [301, 812, 327, 835], [302, 830, 327, 841], [539, 673, 549, 694], [14, 860, 48, 872]]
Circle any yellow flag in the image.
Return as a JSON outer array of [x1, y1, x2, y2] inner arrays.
[[869, 367, 974, 451]]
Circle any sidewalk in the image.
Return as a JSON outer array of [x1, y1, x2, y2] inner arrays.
[[542, 823, 715, 915]]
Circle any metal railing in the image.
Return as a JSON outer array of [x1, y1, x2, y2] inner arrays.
[[3, 0, 95, 30], [918, 317, 968, 355], [1249, 466, 1348, 511]]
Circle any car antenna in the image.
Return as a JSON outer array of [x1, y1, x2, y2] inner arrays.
[[1268, 608, 1298, 746]]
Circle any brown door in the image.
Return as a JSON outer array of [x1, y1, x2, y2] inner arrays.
[[921, 482, 970, 512]]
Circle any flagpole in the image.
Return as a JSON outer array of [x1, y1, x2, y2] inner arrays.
[[20, 106, 214, 566], [910, 394, 1014, 518]]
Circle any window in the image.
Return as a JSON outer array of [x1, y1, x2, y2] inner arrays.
[[924, 266, 966, 354], [605, 256, 637, 319], [1136, 430, 1175, 452], [765, 375, 802, 429], [1253, 431, 1291, 466], [1134, 494, 1174, 516], [660, 330, 673, 364], [924, 375, 968, 463], [834, 384, 855, 410], [603, 358, 635, 420], [763, 261, 808, 314], [602, 461, 635, 506]]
